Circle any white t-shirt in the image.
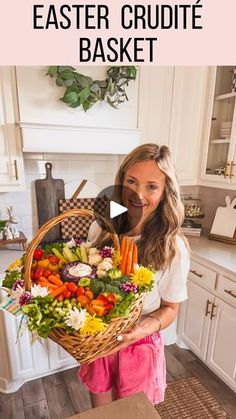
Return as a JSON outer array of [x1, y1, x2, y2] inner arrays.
[[87, 221, 189, 315]]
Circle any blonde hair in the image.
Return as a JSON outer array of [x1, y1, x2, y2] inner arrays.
[[96, 143, 188, 270]]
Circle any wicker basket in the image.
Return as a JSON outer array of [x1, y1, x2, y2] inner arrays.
[[24, 209, 145, 364]]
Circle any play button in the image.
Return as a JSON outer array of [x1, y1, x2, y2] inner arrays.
[[94, 184, 143, 234], [110, 201, 127, 218]]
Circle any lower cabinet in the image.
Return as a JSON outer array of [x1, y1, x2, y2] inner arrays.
[[179, 281, 212, 362], [0, 306, 77, 393], [178, 259, 236, 393], [206, 298, 236, 390]]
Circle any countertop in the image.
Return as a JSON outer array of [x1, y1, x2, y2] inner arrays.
[[0, 236, 236, 277], [188, 236, 236, 275]]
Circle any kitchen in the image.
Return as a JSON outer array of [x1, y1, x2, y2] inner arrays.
[[0, 66, 236, 418]]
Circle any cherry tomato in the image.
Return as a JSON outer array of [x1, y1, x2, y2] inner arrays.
[[34, 267, 44, 280], [42, 269, 52, 278], [30, 270, 35, 280], [67, 282, 78, 293], [33, 248, 44, 261], [76, 287, 85, 296], [63, 290, 72, 299]]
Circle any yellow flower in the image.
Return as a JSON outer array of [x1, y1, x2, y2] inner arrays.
[[7, 258, 23, 271], [112, 250, 122, 268], [80, 314, 107, 336], [130, 266, 154, 289]]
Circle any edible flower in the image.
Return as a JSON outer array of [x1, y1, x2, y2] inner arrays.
[[31, 284, 50, 298], [130, 266, 154, 292], [19, 292, 32, 306], [79, 314, 107, 335], [66, 238, 77, 248], [65, 307, 87, 331]]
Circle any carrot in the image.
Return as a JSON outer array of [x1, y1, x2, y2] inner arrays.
[[49, 285, 67, 298], [39, 280, 58, 290], [120, 237, 130, 274], [47, 275, 63, 287], [120, 236, 127, 256], [125, 240, 134, 275], [131, 243, 138, 273], [126, 252, 132, 275]]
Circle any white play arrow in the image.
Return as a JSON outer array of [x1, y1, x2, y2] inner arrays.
[[110, 201, 127, 218]]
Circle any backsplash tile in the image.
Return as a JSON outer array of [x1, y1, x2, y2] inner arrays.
[[1, 154, 235, 242], [0, 153, 119, 241], [199, 186, 236, 231]]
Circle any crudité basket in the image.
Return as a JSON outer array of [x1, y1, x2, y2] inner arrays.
[[23, 209, 146, 364]]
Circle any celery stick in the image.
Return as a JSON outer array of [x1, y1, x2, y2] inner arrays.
[[75, 247, 81, 260], [80, 242, 88, 263], [52, 248, 67, 263], [63, 246, 77, 262]]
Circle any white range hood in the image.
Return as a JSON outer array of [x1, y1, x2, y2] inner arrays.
[[20, 122, 141, 154]]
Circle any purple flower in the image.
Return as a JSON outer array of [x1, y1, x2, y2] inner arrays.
[[19, 292, 32, 306], [75, 239, 84, 245], [99, 246, 112, 259], [12, 279, 24, 291], [120, 283, 138, 294]]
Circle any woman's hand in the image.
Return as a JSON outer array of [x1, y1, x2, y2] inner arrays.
[[102, 315, 161, 356], [102, 300, 179, 357]]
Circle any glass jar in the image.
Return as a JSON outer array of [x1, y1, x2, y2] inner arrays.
[[183, 195, 205, 219]]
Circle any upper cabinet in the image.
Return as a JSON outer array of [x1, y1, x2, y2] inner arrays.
[[138, 67, 207, 185], [199, 66, 236, 189], [0, 68, 25, 192]]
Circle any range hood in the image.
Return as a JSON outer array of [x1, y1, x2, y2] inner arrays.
[[19, 122, 141, 154]]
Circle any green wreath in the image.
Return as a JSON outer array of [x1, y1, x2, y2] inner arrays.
[[46, 66, 137, 112]]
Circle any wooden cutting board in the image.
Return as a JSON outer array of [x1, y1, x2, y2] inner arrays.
[[35, 162, 65, 243], [210, 196, 236, 238]]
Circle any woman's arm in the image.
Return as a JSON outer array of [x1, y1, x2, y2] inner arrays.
[[103, 299, 179, 355]]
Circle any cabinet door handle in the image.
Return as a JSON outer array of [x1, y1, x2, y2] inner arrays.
[[230, 161, 235, 179], [14, 160, 19, 180], [210, 303, 217, 320], [224, 289, 236, 299], [224, 162, 231, 178], [190, 269, 203, 278], [205, 299, 212, 317]]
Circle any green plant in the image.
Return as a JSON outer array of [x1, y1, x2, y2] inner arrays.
[[46, 66, 137, 112], [0, 220, 7, 231]]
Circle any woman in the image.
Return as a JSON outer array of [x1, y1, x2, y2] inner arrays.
[[79, 143, 190, 406]]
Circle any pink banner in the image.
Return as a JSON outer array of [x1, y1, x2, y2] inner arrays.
[[0, 0, 235, 64]]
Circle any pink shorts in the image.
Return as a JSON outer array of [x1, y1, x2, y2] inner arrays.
[[78, 332, 166, 404]]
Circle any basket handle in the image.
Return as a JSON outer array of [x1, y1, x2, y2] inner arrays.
[[24, 209, 120, 291]]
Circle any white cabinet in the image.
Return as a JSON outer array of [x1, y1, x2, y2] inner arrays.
[[138, 66, 207, 185], [206, 297, 236, 390], [199, 66, 236, 189], [178, 259, 236, 392], [0, 67, 25, 192], [0, 284, 76, 394], [180, 281, 212, 362]]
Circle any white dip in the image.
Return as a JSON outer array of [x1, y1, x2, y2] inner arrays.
[[68, 263, 92, 277]]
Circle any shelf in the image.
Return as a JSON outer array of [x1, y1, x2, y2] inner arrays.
[[210, 139, 230, 144], [215, 92, 236, 101]]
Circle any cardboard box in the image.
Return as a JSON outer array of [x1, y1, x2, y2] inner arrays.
[[67, 392, 161, 418]]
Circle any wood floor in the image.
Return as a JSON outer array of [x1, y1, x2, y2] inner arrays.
[[0, 345, 235, 419]]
